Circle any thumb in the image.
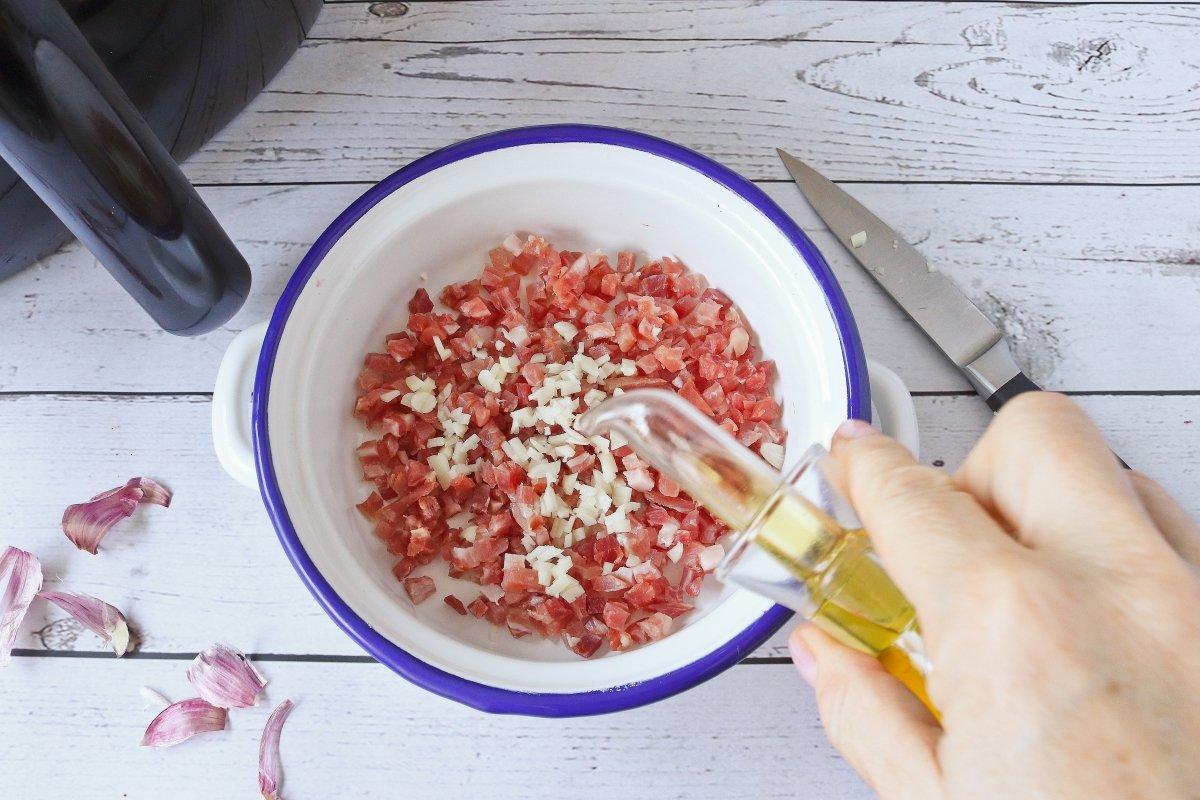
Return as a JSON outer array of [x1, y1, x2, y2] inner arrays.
[[792, 625, 942, 800]]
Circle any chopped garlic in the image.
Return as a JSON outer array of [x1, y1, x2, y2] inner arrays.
[[598, 450, 618, 482], [428, 453, 451, 489], [699, 544, 726, 572], [502, 438, 529, 464], [583, 389, 608, 408], [432, 336, 451, 361], [849, 230, 867, 249], [527, 460, 562, 482], [759, 442, 785, 470], [405, 375, 433, 392], [503, 326, 530, 347], [402, 390, 437, 414], [527, 545, 562, 563], [603, 507, 631, 534], [478, 370, 502, 393], [553, 321, 579, 342], [560, 582, 585, 603]]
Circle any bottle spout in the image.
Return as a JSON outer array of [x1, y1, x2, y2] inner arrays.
[[577, 389, 783, 532]]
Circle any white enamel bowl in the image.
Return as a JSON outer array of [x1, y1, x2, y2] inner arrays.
[[213, 126, 888, 716]]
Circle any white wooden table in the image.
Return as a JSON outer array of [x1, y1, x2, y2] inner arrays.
[[4, 3, 1199, 797]]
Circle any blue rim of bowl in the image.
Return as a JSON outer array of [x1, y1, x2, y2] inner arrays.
[[253, 124, 871, 717]]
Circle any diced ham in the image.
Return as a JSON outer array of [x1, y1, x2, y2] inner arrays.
[[354, 234, 784, 659], [403, 576, 436, 605], [629, 612, 674, 644]]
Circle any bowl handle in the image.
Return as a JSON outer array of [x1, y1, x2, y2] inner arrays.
[[866, 360, 920, 458], [212, 321, 268, 488]]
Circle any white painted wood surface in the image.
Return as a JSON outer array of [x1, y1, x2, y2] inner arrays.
[[3, 3, 1198, 799], [1, 658, 856, 800], [8, 182, 1200, 393], [186, 1, 1200, 184]]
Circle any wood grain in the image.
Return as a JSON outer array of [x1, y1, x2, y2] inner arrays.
[[172, 2, 1200, 184], [0, 657, 867, 799], [3, 392, 1193, 659], [4, 4, 1197, 797], [4, 182, 1198, 393], [316, 1, 1181, 44]]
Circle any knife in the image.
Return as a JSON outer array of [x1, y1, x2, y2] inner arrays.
[[778, 150, 1129, 467], [778, 149, 1040, 411]]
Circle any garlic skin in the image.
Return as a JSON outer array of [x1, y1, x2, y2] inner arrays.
[[37, 591, 133, 656], [187, 643, 267, 709], [0, 546, 43, 666], [140, 687, 172, 711], [259, 699, 296, 800], [141, 698, 228, 748], [61, 477, 172, 554]]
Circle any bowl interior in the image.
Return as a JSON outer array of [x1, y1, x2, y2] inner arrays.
[[264, 140, 852, 694]]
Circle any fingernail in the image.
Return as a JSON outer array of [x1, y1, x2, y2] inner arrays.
[[789, 630, 818, 687], [835, 418, 879, 441]]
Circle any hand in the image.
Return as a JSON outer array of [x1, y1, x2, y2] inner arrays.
[[790, 392, 1200, 800]]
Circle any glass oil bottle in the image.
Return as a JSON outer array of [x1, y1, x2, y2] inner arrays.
[[578, 389, 935, 715]]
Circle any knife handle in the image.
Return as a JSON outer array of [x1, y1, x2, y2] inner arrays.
[[985, 373, 1130, 470], [984, 372, 1041, 413]]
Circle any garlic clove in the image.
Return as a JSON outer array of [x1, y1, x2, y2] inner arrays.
[[187, 643, 267, 709], [37, 590, 133, 656]]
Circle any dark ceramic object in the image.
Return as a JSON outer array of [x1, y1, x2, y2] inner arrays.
[[0, 0, 321, 333]]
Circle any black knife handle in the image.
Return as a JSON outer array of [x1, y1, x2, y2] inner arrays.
[[984, 372, 1041, 413], [985, 373, 1130, 470]]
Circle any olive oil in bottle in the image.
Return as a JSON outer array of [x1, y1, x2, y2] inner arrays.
[[578, 389, 936, 716], [749, 491, 932, 712]]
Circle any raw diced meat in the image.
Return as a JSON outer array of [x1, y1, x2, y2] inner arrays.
[[404, 576, 436, 605], [629, 612, 674, 644], [354, 235, 786, 658]]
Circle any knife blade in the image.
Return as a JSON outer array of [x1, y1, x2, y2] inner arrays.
[[776, 149, 1039, 412]]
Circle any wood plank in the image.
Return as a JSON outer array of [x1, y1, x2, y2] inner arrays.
[[173, 3, 1200, 184], [315, 1, 1179, 44], [0, 657, 868, 799], [4, 182, 1198, 393], [3, 393, 1194, 659]]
